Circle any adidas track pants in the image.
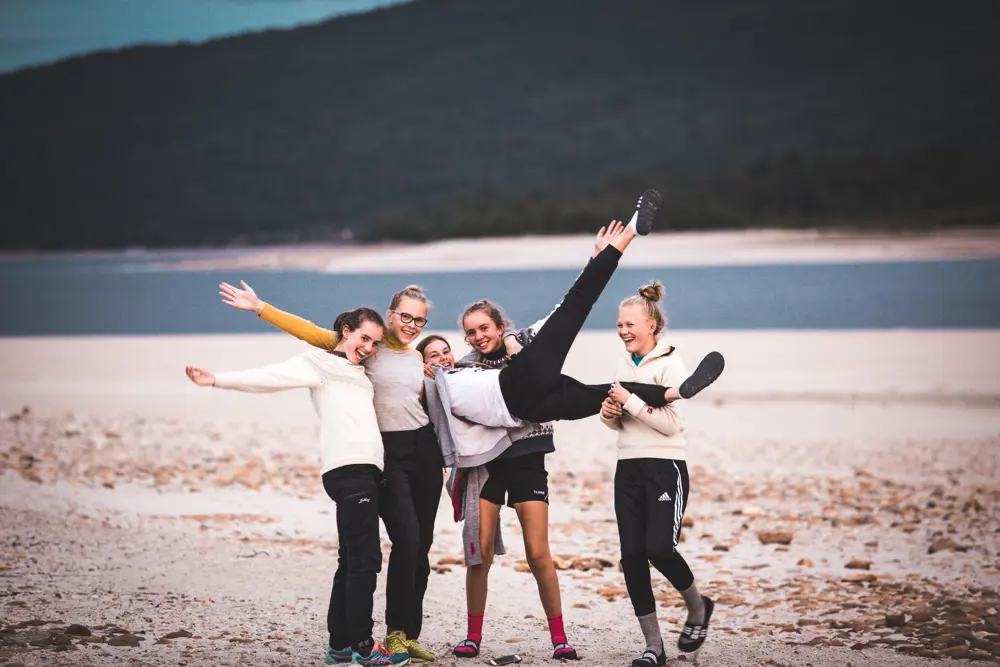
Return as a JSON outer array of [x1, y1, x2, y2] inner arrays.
[[615, 458, 695, 617]]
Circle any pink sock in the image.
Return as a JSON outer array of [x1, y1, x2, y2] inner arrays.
[[547, 613, 567, 645], [468, 613, 484, 643]]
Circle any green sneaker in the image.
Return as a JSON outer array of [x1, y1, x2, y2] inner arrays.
[[383, 631, 410, 657], [356, 639, 410, 667], [326, 646, 354, 664], [405, 637, 437, 662]]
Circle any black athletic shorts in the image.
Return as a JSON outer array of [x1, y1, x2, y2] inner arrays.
[[615, 458, 690, 557], [480, 452, 549, 507]]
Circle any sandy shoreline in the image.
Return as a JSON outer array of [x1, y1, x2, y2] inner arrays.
[[3, 228, 1000, 273], [2, 330, 999, 666]]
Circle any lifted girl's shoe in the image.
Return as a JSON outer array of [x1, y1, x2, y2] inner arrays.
[[679, 352, 725, 399]]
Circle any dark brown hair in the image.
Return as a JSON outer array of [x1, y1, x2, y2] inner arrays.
[[333, 307, 385, 338], [415, 334, 450, 359]]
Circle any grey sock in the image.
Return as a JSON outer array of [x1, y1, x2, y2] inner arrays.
[[637, 612, 663, 655], [680, 583, 706, 625]]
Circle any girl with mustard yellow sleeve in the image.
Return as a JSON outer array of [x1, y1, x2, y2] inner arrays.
[[219, 281, 441, 662]]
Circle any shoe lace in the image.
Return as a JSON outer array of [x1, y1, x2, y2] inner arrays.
[[383, 632, 408, 654], [362, 646, 394, 665]]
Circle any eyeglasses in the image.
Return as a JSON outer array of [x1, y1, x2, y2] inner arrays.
[[391, 311, 428, 328]]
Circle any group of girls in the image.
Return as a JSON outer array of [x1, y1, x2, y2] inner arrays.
[[184, 191, 724, 667]]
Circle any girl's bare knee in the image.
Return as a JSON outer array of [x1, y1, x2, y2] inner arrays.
[[526, 548, 552, 571]]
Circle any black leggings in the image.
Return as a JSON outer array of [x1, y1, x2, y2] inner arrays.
[[499, 246, 669, 423], [616, 458, 695, 617], [379, 424, 443, 640], [323, 464, 383, 649]]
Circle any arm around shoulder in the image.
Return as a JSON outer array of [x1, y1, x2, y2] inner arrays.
[[259, 303, 338, 350]]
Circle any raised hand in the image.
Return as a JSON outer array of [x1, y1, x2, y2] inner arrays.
[[423, 363, 437, 379], [220, 280, 265, 314], [593, 220, 625, 257], [185, 366, 216, 387]]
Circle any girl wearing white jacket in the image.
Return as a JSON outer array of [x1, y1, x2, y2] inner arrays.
[[600, 283, 715, 666], [184, 307, 410, 667]]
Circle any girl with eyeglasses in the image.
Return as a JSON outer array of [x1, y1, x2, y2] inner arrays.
[[218, 282, 442, 662]]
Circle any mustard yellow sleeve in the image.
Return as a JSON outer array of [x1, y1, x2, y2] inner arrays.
[[258, 303, 338, 350]]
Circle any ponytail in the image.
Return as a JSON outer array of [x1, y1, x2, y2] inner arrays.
[[334, 307, 385, 338]]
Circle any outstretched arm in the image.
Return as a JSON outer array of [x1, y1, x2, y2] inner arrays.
[[219, 280, 338, 350], [186, 354, 322, 393]]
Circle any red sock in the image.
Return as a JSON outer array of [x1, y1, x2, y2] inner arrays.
[[468, 613, 484, 643], [547, 613, 567, 645]]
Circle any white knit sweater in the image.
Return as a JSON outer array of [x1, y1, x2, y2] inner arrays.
[[214, 349, 383, 473], [600, 337, 689, 461]]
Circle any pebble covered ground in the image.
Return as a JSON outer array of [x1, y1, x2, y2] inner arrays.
[[2, 391, 998, 667]]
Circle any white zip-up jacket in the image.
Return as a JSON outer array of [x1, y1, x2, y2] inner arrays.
[[600, 337, 689, 461], [214, 349, 383, 473]]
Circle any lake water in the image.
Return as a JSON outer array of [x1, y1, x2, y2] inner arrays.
[[0, 0, 408, 73], [1, 256, 997, 336]]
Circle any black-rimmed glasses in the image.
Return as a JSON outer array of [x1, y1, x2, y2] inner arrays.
[[391, 311, 428, 328]]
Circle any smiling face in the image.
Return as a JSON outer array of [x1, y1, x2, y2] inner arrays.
[[421, 338, 455, 368], [617, 304, 657, 356], [340, 320, 384, 364], [463, 310, 504, 355], [388, 297, 429, 345]]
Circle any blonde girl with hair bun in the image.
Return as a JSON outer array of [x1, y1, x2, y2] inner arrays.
[[601, 280, 720, 665]]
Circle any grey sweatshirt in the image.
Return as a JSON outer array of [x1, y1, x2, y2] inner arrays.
[[446, 466, 506, 566], [424, 365, 515, 468], [426, 368, 517, 566]]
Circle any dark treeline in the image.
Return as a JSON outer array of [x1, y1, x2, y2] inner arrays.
[[368, 147, 1000, 242], [2, 0, 999, 250]]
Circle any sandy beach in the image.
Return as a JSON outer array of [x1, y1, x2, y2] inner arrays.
[[1, 328, 999, 666], [85, 227, 1000, 273]]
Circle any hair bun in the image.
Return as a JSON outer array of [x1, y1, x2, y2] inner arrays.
[[404, 285, 423, 293], [638, 281, 664, 303]]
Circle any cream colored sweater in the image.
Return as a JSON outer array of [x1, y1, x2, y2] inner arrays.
[[214, 349, 383, 473], [257, 304, 429, 433], [600, 338, 689, 461]]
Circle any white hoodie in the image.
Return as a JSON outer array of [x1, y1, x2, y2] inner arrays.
[[600, 337, 689, 461], [214, 349, 383, 473]]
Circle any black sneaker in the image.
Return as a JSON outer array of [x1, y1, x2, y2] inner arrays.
[[630, 188, 662, 236], [631, 648, 666, 667], [679, 352, 725, 399], [677, 596, 714, 653]]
